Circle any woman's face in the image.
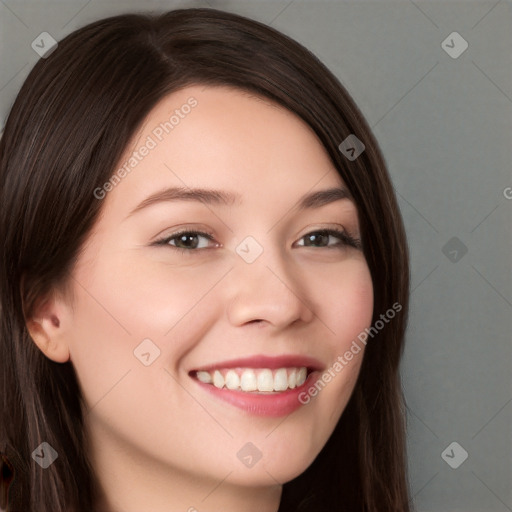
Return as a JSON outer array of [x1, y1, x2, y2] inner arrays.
[[61, 85, 373, 503]]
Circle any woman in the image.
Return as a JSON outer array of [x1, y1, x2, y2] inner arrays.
[[0, 7, 411, 512]]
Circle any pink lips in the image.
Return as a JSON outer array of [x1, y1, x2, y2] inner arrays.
[[189, 354, 323, 417]]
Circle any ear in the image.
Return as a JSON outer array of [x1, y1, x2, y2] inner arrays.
[[26, 291, 71, 363]]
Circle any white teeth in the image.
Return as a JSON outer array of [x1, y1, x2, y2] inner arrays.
[[273, 368, 289, 391], [224, 370, 240, 390], [288, 369, 297, 389], [213, 370, 224, 389], [195, 366, 310, 393], [296, 367, 307, 386], [257, 369, 274, 392], [240, 369, 257, 391], [196, 371, 212, 384]]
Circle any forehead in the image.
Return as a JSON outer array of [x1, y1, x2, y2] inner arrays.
[[104, 84, 351, 216]]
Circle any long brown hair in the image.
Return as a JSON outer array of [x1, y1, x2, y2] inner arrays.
[[0, 8, 411, 511]]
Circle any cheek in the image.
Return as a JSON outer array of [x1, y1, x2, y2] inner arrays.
[[308, 259, 373, 415], [314, 258, 374, 349], [71, 251, 225, 339], [96, 255, 229, 334], [66, 257, 225, 401]]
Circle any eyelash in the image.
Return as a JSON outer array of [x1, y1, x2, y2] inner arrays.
[[153, 228, 362, 254]]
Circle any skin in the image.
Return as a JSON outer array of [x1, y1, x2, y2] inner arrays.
[[28, 85, 374, 512]]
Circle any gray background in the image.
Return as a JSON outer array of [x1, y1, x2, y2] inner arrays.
[[1, 1, 511, 511]]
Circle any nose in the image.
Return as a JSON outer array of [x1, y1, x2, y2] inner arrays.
[[225, 244, 315, 329]]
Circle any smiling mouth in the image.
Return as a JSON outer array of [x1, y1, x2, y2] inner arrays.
[[190, 366, 312, 393]]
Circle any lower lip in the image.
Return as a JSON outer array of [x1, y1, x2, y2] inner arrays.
[[192, 371, 321, 417]]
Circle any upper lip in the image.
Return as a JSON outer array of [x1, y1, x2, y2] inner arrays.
[[191, 354, 324, 373]]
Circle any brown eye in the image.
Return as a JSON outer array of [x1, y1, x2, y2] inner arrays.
[[297, 229, 361, 249], [153, 230, 217, 252]]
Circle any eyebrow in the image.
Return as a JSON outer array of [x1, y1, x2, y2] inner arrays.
[[126, 185, 354, 218]]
